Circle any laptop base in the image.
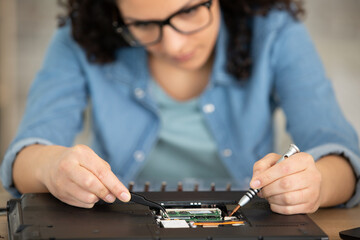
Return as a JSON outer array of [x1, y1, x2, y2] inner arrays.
[[7, 191, 328, 239]]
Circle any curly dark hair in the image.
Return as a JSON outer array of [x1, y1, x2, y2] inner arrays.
[[58, 0, 304, 81]]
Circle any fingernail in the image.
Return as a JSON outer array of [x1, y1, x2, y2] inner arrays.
[[120, 192, 131, 202], [105, 194, 115, 203], [251, 179, 261, 188]]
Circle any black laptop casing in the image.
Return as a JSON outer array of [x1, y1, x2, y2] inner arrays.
[[340, 227, 360, 240], [7, 191, 329, 240]]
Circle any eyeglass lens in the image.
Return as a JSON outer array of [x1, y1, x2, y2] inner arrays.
[[126, 3, 211, 46]]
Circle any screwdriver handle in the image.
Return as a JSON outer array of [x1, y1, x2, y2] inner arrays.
[[239, 144, 300, 207]]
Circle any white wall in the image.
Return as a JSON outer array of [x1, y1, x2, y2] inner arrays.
[[305, 0, 360, 137]]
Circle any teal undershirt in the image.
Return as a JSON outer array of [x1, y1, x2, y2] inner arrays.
[[136, 80, 232, 187]]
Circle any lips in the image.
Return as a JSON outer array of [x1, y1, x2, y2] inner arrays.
[[172, 50, 196, 62]]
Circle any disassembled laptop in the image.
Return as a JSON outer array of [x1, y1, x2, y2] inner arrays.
[[7, 182, 329, 240]]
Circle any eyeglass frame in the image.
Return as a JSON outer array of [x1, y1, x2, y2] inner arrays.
[[113, 0, 213, 47]]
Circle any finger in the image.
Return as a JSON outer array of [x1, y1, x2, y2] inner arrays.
[[65, 199, 95, 209], [84, 160, 130, 202], [261, 170, 310, 198], [54, 181, 99, 208], [73, 145, 131, 202], [56, 192, 95, 208], [270, 201, 319, 215], [69, 165, 116, 203], [64, 181, 100, 204], [250, 152, 313, 189], [266, 188, 310, 206], [252, 153, 282, 177]]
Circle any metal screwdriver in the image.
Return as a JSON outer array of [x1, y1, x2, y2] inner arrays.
[[229, 144, 300, 216]]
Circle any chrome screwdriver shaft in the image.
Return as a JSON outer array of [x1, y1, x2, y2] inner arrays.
[[229, 144, 300, 216]]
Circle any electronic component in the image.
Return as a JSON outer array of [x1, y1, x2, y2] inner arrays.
[[157, 207, 246, 228], [192, 221, 245, 227], [160, 219, 189, 228], [164, 208, 222, 222]]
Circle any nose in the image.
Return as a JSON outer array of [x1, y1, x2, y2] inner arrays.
[[160, 25, 187, 55]]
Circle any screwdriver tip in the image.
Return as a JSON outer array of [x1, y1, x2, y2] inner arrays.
[[229, 205, 240, 216]]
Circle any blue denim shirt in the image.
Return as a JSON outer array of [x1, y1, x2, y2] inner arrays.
[[2, 10, 360, 206]]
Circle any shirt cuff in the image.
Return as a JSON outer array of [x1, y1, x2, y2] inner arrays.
[[0, 138, 54, 197], [305, 143, 360, 208]]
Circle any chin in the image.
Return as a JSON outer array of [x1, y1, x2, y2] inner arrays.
[[173, 55, 209, 72], [177, 62, 204, 71]]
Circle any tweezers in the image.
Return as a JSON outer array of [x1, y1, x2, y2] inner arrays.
[[130, 192, 169, 218]]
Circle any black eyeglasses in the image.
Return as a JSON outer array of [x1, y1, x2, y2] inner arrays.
[[114, 0, 213, 46]]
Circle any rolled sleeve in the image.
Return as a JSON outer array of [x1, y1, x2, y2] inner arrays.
[[271, 13, 360, 207], [306, 143, 360, 208], [0, 24, 88, 196], [0, 138, 54, 197]]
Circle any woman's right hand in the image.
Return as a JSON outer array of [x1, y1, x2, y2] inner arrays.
[[14, 144, 131, 208]]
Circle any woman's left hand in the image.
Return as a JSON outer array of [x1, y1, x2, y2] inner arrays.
[[250, 152, 322, 215]]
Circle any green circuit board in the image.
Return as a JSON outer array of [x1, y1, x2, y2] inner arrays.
[[163, 208, 223, 222]]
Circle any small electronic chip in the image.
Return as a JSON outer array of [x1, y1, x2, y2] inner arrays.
[[160, 220, 189, 228], [163, 208, 222, 222]]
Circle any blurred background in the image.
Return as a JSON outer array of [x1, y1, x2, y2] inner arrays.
[[0, 0, 359, 195]]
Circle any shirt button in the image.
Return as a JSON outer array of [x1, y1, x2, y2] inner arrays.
[[222, 149, 232, 157], [203, 104, 215, 113], [134, 151, 145, 162], [134, 88, 145, 99]]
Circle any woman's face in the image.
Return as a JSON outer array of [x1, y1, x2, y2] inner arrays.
[[116, 0, 221, 71]]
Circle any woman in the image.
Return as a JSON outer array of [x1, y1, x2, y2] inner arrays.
[[1, 0, 359, 214]]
